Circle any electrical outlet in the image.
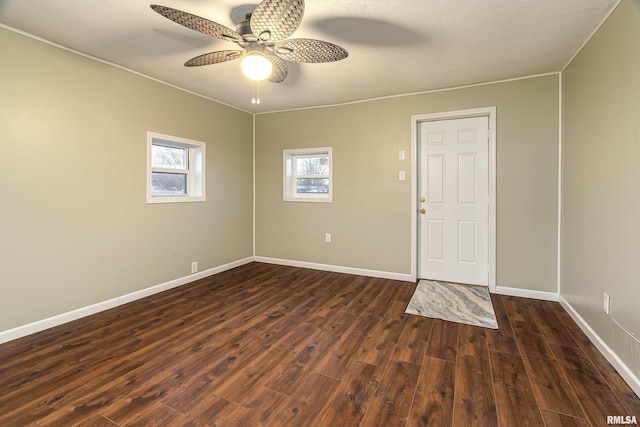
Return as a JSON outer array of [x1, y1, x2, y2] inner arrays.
[[603, 293, 610, 314], [191, 261, 198, 274], [399, 150, 406, 160], [325, 233, 332, 243], [399, 170, 406, 181]]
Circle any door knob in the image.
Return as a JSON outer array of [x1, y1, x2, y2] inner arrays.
[[420, 197, 425, 202], [420, 208, 426, 214]]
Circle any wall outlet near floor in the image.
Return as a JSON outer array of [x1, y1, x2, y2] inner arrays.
[[603, 292, 611, 314], [325, 233, 332, 243], [191, 261, 198, 274]]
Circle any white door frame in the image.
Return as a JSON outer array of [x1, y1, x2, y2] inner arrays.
[[410, 107, 497, 292]]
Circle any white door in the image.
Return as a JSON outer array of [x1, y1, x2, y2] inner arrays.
[[418, 116, 489, 285]]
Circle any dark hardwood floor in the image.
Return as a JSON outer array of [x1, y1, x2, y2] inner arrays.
[[1, 262, 638, 426]]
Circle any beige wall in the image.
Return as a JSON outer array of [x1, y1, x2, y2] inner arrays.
[[562, 0, 640, 378], [0, 22, 563, 335], [0, 28, 253, 331], [255, 75, 560, 291]]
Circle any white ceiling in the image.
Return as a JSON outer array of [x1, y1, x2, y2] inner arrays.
[[0, 0, 618, 113]]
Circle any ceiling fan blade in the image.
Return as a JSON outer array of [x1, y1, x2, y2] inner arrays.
[[250, 0, 304, 43], [274, 39, 348, 63], [184, 50, 244, 67], [266, 55, 288, 83], [151, 5, 243, 44]]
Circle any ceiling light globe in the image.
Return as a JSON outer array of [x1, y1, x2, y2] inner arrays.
[[241, 53, 273, 81]]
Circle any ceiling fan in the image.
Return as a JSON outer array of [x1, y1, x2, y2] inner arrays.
[[150, 0, 349, 84]]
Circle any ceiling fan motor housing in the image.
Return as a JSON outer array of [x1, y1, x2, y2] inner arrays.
[[235, 16, 258, 42]]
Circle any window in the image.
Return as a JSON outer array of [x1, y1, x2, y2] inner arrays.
[[283, 147, 332, 202], [147, 132, 205, 203]]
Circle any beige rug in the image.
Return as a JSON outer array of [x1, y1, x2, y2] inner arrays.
[[406, 280, 498, 329]]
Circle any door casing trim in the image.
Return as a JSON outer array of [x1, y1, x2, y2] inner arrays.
[[410, 107, 497, 292]]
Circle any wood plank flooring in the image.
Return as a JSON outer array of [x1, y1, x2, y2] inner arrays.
[[0, 262, 638, 426]]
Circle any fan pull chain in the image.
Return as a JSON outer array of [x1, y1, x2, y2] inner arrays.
[[251, 81, 261, 105]]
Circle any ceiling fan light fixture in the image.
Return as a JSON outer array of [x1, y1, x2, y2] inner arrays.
[[241, 52, 273, 81]]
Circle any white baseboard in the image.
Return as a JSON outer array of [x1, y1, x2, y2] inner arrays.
[[495, 285, 559, 301], [0, 256, 254, 345], [559, 296, 640, 397], [117, 257, 253, 305], [254, 256, 414, 282]]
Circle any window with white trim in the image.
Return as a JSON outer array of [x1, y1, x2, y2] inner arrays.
[[147, 132, 205, 204], [283, 147, 332, 202]]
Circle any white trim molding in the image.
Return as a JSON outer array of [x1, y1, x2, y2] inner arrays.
[[255, 256, 414, 282], [257, 72, 559, 116], [0, 257, 254, 345], [495, 286, 558, 302], [559, 296, 640, 396], [557, 73, 563, 296], [411, 107, 497, 291]]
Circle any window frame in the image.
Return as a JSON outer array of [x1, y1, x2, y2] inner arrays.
[[283, 147, 333, 203], [146, 132, 206, 204]]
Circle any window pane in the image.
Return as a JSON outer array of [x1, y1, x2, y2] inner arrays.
[[152, 172, 187, 195], [296, 178, 329, 193], [295, 155, 329, 176], [152, 144, 187, 169]]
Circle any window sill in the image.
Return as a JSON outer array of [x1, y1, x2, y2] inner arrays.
[[147, 196, 206, 204], [283, 197, 333, 203]]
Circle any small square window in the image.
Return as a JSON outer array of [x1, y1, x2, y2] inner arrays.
[[147, 132, 205, 204], [284, 148, 332, 202]]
